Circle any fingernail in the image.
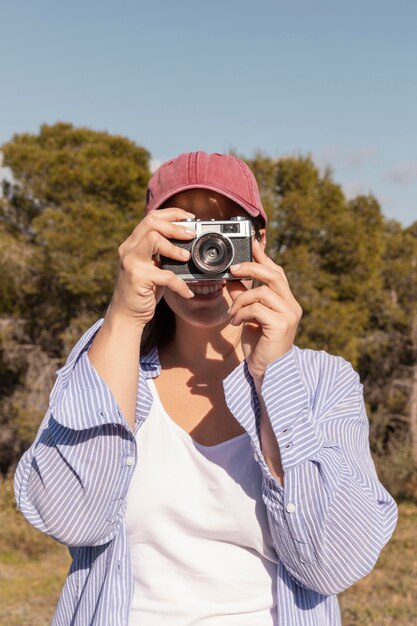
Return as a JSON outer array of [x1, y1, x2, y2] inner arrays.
[[184, 228, 196, 236], [230, 264, 241, 271], [187, 289, 194, 298]]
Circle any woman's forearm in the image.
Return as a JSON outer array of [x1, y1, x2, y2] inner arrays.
[[88, 307, 144, 431]]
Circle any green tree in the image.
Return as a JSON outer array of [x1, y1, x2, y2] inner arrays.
[[0, 123, 151, 468], [359, 219, 417, 499], [2, 122, 150, 337]]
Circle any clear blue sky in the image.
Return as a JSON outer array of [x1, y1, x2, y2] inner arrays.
[[1, 0, 416, 225]]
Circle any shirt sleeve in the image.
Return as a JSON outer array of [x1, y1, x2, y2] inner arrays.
[[223, 346, 398, 596], [14, 320, 152, 548]]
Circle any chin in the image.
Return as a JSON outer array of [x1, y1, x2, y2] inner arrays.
[[164, 287, 233, 330], [182, 309, 231, 330]]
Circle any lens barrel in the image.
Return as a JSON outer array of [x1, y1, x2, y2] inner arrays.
[[192, 233, 234, 274]]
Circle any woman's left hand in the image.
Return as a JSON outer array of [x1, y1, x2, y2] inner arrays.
[[227, 239, 302, 386]]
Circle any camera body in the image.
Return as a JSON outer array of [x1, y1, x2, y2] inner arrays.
[[161, 217, 253, 281]]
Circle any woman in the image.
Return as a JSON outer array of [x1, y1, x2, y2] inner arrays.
[[15, 151, 397, 626]]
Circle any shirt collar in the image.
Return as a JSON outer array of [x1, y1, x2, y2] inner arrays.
[[140, 345, 161, 378]]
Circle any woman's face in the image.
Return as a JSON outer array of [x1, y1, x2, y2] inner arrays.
[[159, 189, 265, 331]]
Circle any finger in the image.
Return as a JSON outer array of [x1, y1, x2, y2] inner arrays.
[[122, 230, 192, 265], [147, 265, 195, 299], [230, 303, 300, 333], [129, 214, 198, 261], [230, 262, 292, 297], [252, 240, 289, 285], [140, 213, 198, 242], [148, 207, 196, 221], [225, 280, 248, 302], [149, 232, 193, 263], [229, 285, 292, 316], [230, 302, 275, 327], [121, 209, 196, 255]]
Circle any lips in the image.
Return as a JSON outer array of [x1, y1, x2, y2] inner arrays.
[[188, 281, 226, 296]]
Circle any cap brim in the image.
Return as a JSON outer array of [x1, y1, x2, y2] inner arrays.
[[149, 183, 261, 220]]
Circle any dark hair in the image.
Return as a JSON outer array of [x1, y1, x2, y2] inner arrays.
[[140, 216, 264, 355]]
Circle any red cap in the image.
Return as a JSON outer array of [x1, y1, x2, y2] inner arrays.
[[146, 151, 267, 225]]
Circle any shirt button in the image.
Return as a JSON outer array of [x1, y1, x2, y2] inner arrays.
[[286, 502, 296, 513], [126, 456, 135, 467]]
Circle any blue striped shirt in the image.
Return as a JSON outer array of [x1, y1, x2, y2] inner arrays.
[[14, 319, 398, 626]]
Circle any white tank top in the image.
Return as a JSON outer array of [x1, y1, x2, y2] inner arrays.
[[126, 379, 278, 625]]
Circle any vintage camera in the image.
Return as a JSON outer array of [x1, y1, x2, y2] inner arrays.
[[161, 217, 253, 281]]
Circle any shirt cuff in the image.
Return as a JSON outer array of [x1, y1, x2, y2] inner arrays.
[[224, 347, 325, 475], [261, 347, 324, 471]]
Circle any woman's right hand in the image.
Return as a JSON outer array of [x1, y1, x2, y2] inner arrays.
[[108, 208, 197, 328]]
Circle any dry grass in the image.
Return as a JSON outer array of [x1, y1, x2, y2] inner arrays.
[[0, 550, 71, 626], [0, 477, 71, 626], [1, 477, 416, 625]]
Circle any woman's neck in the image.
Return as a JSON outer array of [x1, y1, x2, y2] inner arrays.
[[160, 318, 244, 372]]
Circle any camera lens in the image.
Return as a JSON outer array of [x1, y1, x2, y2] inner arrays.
[[192, 233, 234, 274]]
